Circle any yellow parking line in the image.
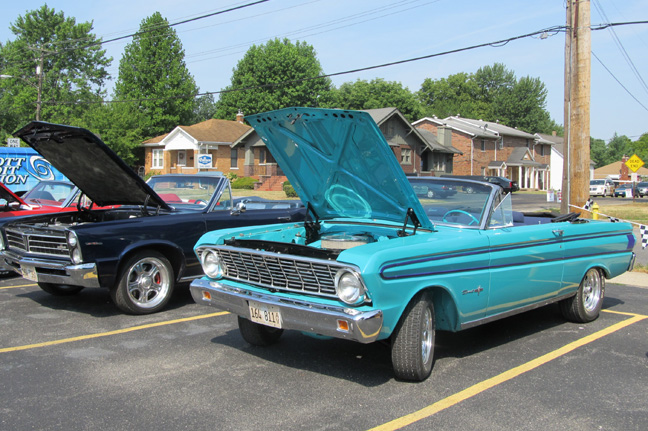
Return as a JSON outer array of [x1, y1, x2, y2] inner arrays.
[[0, 311, 229, 354], [369, 314, 647, 431], [603, 309, 647, 318], [0, 283, 37, 290]]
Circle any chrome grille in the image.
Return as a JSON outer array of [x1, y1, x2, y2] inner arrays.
[[4, 228, 68, 257], [212, 246, 345, 297]]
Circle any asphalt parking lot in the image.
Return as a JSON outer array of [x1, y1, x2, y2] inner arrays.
[[1, 272, 646, 431]]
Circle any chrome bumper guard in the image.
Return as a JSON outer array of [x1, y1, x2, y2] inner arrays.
[[0, 251, 100, 288], [190, 278, 383, 344]]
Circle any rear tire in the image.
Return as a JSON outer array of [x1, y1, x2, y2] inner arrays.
[[37, 282, 84, 296], [391, 292, 435, 381], [238, 316, 284, 346], [560, 268, 604, 323]]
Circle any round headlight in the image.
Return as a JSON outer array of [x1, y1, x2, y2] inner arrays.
[[335, 270, 365, 305], [67, 232, 78, 248], [202, 250, 224, 279], [71, 247, 82, 264]]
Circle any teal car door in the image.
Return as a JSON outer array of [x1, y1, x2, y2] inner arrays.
[[485, 224, 565, 316]]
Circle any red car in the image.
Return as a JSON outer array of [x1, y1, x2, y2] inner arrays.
[[0, 180, 81, 218]]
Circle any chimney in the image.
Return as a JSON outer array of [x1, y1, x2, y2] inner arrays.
[[437, 126, 452, 147], [236, 110, 244, 123]]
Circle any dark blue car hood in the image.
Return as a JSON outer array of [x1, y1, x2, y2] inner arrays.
[[246, 108, 432, 230]]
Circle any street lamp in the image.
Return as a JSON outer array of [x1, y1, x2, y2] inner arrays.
[[0, 72, 42, 121]]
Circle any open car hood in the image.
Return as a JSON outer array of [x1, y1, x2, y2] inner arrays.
[[14, 122, 170, 209], [0, 183, 27, 206], [246, 108, 432, 229]]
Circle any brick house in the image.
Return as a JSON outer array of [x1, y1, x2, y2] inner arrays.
[[141, 108, 461, 190], [229, 107, 462, 190], [141, 113, 251, 177], [413, 116, 553, 190]]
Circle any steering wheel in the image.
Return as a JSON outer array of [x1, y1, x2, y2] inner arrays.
[[442, 209, 479, 225], [325, 184, 371, 218]]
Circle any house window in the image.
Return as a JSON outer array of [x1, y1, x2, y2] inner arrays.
[[499, 138, 504, 149], [401, 148, 412, 165], [230, 149, 238, 168], [539, 145, 545, 156], [480, 139, 486, 152], [152, 149, 164, 169], [259, 148, 266, 164]]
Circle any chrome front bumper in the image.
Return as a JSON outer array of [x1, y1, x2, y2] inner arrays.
[[190, 278, 383, 344], [0, 250, 100, 287]]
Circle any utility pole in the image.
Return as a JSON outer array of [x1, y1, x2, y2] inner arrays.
[[562, 0, 591, 215]]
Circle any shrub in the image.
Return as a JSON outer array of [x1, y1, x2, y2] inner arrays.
[[283, 181, 297, 198], [231, 176, 257, 189]]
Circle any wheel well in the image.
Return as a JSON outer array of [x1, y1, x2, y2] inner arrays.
[[118, 245, 184, 282], [421, 286, 459, 331]]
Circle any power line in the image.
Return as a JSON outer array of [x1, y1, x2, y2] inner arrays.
[[591, 50, 648, 113]]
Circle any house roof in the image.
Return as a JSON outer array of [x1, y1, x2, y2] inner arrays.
[[415, 127, 463, 154], [142, 119, 251, 146], [506, 147, 542, 167], [594, 160, 648, 178], [413, 116, 538, 141]]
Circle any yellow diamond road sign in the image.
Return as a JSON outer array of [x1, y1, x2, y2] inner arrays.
[[625, 154, 645, 173]]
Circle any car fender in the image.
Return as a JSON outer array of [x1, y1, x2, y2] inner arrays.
[[116, 240, 186, 283]]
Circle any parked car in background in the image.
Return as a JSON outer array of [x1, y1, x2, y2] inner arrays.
[[444, 175, 519, 193], [614, 183, 638, 198], [409, 178, 456, 198], [636, 181, 648, 197], [0, 121, 306, 314], [590, 178, 615, 197], [189, 108, 635, 382], [0, 181, 98, 219]]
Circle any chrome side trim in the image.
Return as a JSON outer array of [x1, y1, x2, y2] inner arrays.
[[460, 292, 576, 330]]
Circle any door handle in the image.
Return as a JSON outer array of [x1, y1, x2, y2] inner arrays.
[[552, 229, 564, 236]]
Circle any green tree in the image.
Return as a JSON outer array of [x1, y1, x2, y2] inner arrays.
[[607, 133, 632, 163], [590, 137, 608, 168], [0, 5, 111, 134], [214, 38, 332, 119], [113, 12, 198, 141], [418, 72, 485, 119], [192, 94, 217, 123], [418, 63, 555, 133], [492, 76, 552, 133], [629, 133, 648, 163], [325, 78, 424, 122]]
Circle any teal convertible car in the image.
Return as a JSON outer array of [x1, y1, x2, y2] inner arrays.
[[190, 108, 636, 382]]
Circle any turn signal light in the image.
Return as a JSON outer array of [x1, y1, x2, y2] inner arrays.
[[202, 291, 211, 300], [337, 320, 349, 332]]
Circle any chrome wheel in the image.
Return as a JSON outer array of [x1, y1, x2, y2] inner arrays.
[[126, 257, 171, 309], [111, 250, 175, 315], [582, 268, 602, 313], [421, 306, 433, 364]]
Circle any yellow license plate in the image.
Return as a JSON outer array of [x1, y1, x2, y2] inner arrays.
[[248, 300, 282, 329]]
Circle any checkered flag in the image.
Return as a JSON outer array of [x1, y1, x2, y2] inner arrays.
[[641, 225, 648, 249], [583, 198, 594, 212], [609, 217, 620, 223]]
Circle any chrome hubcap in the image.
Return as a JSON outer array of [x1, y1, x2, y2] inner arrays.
[[421, 307, 433, 364], [583, 269, 602, 312], [127, 258, 170, 309]]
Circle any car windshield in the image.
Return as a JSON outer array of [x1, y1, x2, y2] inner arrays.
[[408, 178, 498, 228], [147, 175, 224, 207], [22, 182, 76, 207], [590, 180, 604, 185]]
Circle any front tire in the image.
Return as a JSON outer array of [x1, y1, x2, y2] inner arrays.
[[560, 268, 605, 323], [111, 251, 174, 315], [391, 292, 435, 381], [38, 282, 84, 296], [238, 316, 284, 346]]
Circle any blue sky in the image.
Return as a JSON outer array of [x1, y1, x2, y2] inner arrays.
[[1, 0, 647, 141]]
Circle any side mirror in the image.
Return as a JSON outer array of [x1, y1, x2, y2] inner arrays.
[[231, 201, 247, 215]]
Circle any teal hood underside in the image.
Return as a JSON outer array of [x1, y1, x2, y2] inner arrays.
[[246, 108, 432, 230]]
